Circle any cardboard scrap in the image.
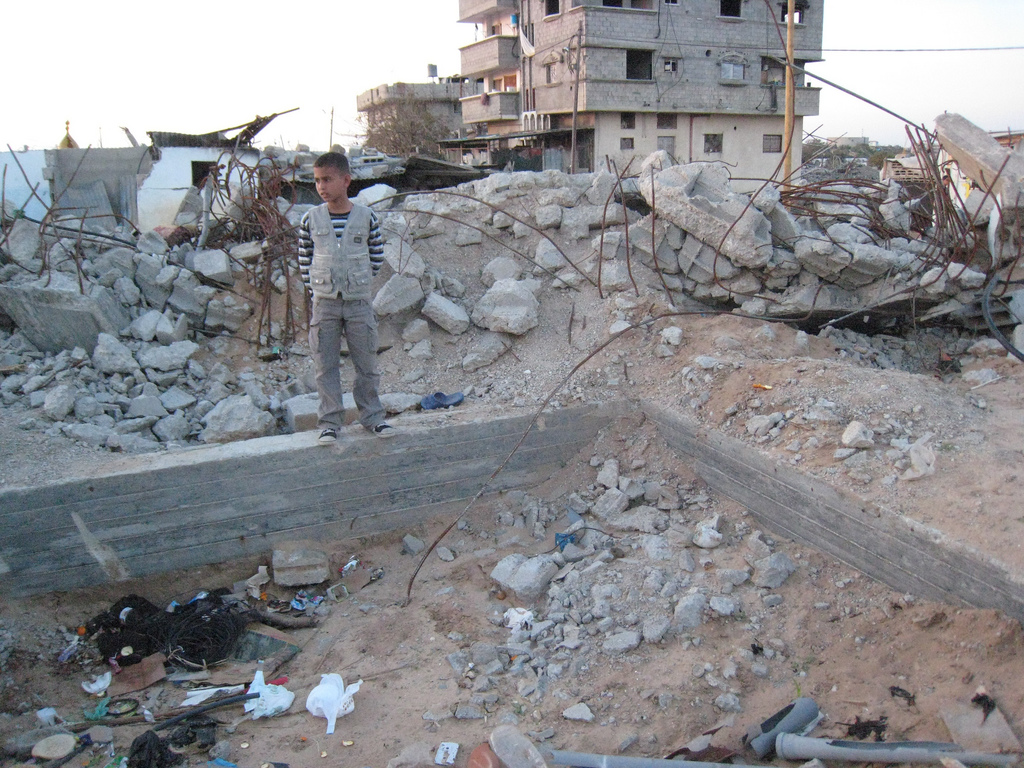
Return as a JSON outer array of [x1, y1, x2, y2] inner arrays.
[[107, 652, 166, 697]]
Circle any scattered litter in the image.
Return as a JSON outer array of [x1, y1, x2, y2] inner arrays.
[[305, 673, 362, 735], [289, 590, 324, 612], [421, 391, 465, 410], [58, 638, 81, 663], [890, 686, 917, 706], [504, 608, 533, 632], [108, 698, 140, 717], [182, 685, 246, 707], [32, 733, 77, 760], [245, 566, 270, 600], [84, 698, 110, 721], [108, 653, 168, 697], [435, 742, 459, 765], [36, 707, 61, 726], [244, 669, 295, 720], [972, 690, 997, 723], [82, 671, 112, 695], [127, 730, 181, 768], [839, 715, 888, 741]]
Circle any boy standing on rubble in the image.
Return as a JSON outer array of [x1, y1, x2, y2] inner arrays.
[[298, 152, 396, 444]]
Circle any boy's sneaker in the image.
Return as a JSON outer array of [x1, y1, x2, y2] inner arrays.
[[372, 423, 397, 438], [317, 428, 338, 445]]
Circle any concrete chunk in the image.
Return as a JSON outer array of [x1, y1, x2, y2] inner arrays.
[[0, 275, 130, 353], [272, 541, 329, 586], [421, 292, 470, 335]]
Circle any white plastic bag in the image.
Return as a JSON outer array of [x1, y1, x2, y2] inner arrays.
[[305, 673, 362, 734], [244, 669, 295, 720], [81, 671, 111, 695]]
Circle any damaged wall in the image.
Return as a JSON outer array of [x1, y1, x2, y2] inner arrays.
[[1, 149, 50, 220], [137, 147, 261, 231]]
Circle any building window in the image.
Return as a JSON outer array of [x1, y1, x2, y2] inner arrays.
[[704, 133, 723, 153], [620, 137, 635, 150], [545, 64, 556, 84], [603, 0, 623, 5], [665, 0, 678, 4], [780, 1, 806, 23], [545, 0, 559, 15], [663, 57, 679, 73], [656, 113, 677, 129], [720, 0, 741, 17], [657, 136, 676, 155], [626, 49, 653, 80], [763, 134, 783, 153], [621, 112, 636, 129], [721, 60, 745, 80]]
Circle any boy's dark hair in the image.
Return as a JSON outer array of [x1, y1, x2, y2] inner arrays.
[[314, 151, 350, 174]]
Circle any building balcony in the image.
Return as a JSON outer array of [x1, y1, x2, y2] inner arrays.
[[460, 35, 519, 79], [458, 0, 517, 24], [461, 91, 521, 124]]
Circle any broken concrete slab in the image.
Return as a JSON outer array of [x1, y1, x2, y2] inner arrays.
[[640, 162, 773, 268], [373, 275, 425, 316], [0, 275, 131, 353], [272, 541, 329, 586], [200, 394, 275, 443], [936, 113, 1024, 215], [422, 292, 470, 335], [471, 279, 539, 335], [192, 249, 234, 287], [2, 218, 43, 268]]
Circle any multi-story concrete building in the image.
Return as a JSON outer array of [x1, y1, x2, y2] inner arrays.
[[447, 0, 823, 186]]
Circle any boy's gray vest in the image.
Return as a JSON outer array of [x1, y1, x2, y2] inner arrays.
[[308, 203, 373, 301]]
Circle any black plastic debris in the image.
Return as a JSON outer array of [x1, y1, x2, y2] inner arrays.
[[127, 731, 183, 768]]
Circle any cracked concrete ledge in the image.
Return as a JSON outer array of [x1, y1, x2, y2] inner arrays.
[[0, 401, 628, 594], [642, 400, 1024, 627], [3, 398, 1022, 628]]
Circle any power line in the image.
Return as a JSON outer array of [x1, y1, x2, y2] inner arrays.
[[821, 46, 1024, 52]]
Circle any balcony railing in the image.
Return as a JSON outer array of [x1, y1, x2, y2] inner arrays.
[[460, 35, 519, 78], [461, 91, 521, 124], [458, 0, 516, 23]]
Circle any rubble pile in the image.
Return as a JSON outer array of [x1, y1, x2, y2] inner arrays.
[[338, 429, 880, 746], [0, 132, 1020, 458]]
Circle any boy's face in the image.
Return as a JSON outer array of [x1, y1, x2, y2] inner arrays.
[[314, 166, 351, 206]]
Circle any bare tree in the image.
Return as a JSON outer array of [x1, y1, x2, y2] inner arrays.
[[360, 97, 452, 158]]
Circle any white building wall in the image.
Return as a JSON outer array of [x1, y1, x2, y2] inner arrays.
[[1, 149, 50, 220], [595, 112, 803, 193], [137, 147, 260, 232]]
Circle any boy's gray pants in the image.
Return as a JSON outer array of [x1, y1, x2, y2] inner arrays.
[[309, 296, 385, 431]]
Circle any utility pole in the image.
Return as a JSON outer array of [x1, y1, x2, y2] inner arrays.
[[328, 107, 334, 151], [782, 0, 796, 183], [569, 22, 582, 174]]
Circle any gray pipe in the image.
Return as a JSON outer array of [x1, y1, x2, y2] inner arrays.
[[544, 750, 764, 768], [775, 734, 1019, 766]]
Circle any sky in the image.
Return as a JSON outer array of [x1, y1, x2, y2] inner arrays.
[[1, 0, 1021, 153]]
